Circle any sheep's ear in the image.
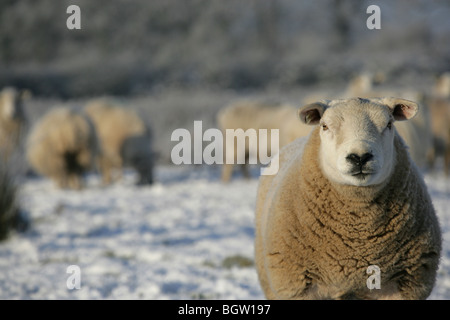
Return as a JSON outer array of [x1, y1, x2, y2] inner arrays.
[[298, 102, 328, 125], [382, 97, 419, 121]]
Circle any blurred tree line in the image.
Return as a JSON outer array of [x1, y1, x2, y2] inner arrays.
[[0, 0, 449, 98]]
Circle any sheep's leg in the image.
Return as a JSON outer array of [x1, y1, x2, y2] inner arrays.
[[221, 163, 234, 182], [107, 157, 123, 183], [114, 165, 123, 183], [55, 178, 65, 189], [100, 158, 113, 185], [241, 163, 250, 179], [240, 151, 251, 179], [69, 174, 82, 190], [426, 144, 436, 172], [444, 143, 450, 176], [137, 170, 153, 185], [55, 174, 68, 189], [102, 171, 111, 185]]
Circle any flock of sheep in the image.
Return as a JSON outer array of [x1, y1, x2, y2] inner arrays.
[[0, 92, 155, 190], [0, 90, 155, 239], [0, 72, 449, 299], [1, 73, 448, 189]]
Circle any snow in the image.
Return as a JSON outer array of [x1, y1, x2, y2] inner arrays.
[[0, 164, 449, 300]]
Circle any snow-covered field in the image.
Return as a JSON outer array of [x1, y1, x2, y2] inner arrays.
[[0, 164, 449, 300]]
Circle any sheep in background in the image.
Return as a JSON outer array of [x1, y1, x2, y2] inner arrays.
[[120, 135, 155, 185], [425, 96, 450, 175], [343, 72, 374, 97], [425, 73, 450, 175], [217, 99, 312, 182], [26, 107, 99, 190], [84, 99, 154, 185], [0, 87, 28, 161], [255, 97, 441, 299], [302, 72, 375, 106], [433, 72, 450, 99]]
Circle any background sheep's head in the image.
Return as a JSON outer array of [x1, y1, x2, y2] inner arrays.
[[299, 97, 418, 187], [1, 88, 21, 121]]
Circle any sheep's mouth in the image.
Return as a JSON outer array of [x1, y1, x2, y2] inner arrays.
[[352, 172, 370, 180], [350, 169, 375, 180]]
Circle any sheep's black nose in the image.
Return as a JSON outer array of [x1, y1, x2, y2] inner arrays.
[[346, 153, 373, 166]]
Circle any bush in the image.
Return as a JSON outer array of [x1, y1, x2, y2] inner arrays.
[[0, 161, 29, 241]]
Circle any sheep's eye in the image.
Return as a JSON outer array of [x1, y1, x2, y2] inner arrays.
[[321, 123, 328, 131], [386, 121, 392, 130]]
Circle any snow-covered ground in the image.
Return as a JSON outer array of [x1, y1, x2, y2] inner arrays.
[[0, 164, 449, 300]]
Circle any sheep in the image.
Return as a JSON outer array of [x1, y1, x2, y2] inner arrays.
[[0, 87, 28, 161], [26, 107, 99, 190], [343, 73, 374, 97], [424, 96, 450, 175], [217, 100, 312, 182], [120, 135, 155, 185], [255, 97, 442, 300], [302, 72, 381, 105], [84, 99, 154, 185], [423, 73, 450, 175], [339, 75, 434, 169], [432, 72, 450, 99]]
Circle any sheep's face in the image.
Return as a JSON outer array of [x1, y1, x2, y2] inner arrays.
[[299, 97, 418, 187]]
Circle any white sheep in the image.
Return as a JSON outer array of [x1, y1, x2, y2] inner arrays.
[[217, 100, 312, 182], [425, 96, 450, 175], [255, 97, 441, 300], [343, 73, 374, 97], [339, 75, 434, 169], [0, 87, 28, 161], [84, 99, 154, 185], [26, 107, 99, 190], [433, 72, 450, 99]]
